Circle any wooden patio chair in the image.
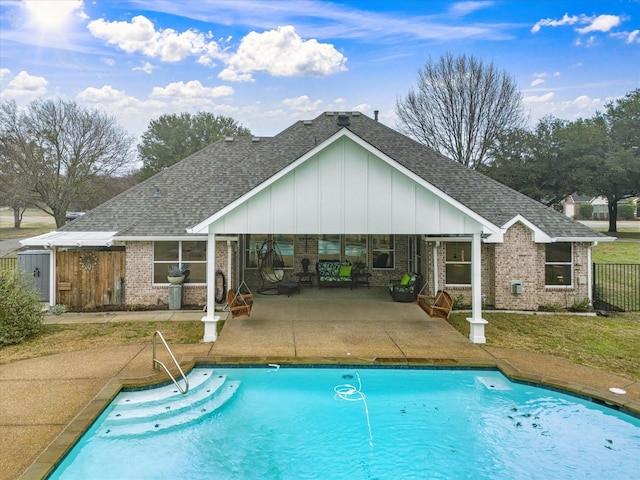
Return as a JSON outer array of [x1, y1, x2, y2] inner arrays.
[[417, 290, 453, 319], [226, 289, 252, 318]]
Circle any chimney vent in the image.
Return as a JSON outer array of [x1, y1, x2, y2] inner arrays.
[[374, 110, 379, 121], [337, 115, 350, 127]]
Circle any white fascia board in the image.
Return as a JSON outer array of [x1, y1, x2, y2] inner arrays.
[[114, 235, 209, 241], [187, 128, 501, 235], [20, 231, 118, 247], [186, 130, 350, 234], [114, 235, 235, 242], [485, 215, 550, 243], [340, 129, 502, 236], [552, 236, 616, 243]]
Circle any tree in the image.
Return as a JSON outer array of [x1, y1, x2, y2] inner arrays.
[[481, 116, 582, 206], [396, 53, 526, 170], [138, 112, 251, 180], [0, 107, 37, 228], [593, 89, 640, 232], [0, 99, 134, 227]]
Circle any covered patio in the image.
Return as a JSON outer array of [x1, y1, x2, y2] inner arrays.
[[209, 286, 488, 361]]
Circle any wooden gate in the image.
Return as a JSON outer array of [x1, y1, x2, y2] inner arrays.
[[56, 249, 126, 308]]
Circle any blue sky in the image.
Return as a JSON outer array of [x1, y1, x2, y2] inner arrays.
[[1, 0, 639, 141]]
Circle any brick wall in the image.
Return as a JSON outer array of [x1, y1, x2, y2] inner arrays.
[[125, 241, 227, 308], [436, 222, 591, 311]]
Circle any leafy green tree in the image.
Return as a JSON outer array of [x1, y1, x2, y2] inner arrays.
[[138, 112, 251, 179], [396, 53, 526, 170], [482, 116, 584, 206], [0, 99, 134, 227], [588, 89, 640, 232]]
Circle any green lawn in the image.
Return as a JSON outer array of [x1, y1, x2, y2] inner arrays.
[[592, 241, 640, 263], [448, 311, 640, 382]]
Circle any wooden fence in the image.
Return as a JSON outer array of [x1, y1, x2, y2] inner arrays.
[[0, 257, 17, 271], [56, 249, 126, 308]]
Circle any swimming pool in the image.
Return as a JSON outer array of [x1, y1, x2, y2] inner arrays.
[[50, 367, 640, 479]]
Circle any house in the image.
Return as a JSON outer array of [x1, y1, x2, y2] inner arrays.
[[563, 194, 639, 220], [21, 111, 613, 343]]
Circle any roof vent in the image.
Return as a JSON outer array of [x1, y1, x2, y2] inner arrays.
[[337, 115, 350, 127], [303, 120, 313, 126], [252, 137, 260, 142], [225, 137, 234, 142]]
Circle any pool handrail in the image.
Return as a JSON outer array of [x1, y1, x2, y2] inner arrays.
[[152, 330, 189, 394]]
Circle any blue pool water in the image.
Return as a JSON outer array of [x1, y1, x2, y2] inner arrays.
[[50, 367, 640, 479]]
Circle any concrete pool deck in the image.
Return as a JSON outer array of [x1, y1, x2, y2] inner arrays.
[[2, 289, 639, 480]]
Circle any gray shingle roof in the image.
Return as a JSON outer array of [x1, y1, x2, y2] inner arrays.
[[61, 111, 607, 240]]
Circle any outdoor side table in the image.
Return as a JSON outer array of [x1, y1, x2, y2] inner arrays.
[[295, 272, 315, 286]]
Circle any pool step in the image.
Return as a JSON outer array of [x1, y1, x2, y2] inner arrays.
[[100, 370, 240, 437], [113, 368, 217, 407]]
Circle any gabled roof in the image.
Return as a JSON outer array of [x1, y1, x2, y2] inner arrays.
[[57, 111, 610, 242]]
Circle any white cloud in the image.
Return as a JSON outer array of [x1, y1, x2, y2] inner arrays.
[[531, 13, 579, 33], [576, 14, 621, 34], [523, 92, 555, 104], [448, 1, 494, 16], [101, 57, 116, 67], [222, 26, 347, 81], [282, 95, 323, 112], [133, 62, 155, 74], [87, 15, 223, 63], [612, 29, 640, 44], [0, 70, 48, 99], [530, 78, 545, 87], [523, 92, 611, 124], [150, 80, 234, 99], [0, 68, 11, 81]]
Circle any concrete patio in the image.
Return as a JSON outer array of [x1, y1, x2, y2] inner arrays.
[[1, 287, 639, 480]]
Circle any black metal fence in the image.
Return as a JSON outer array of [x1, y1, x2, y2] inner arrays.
[[0, 257, 18, 272], [593, 263, 640, 312]]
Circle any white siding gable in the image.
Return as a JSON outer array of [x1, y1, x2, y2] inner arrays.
[[208, 135, 482, 235]]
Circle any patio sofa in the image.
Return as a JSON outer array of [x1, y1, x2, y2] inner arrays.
[[388, 272, 422, 302], [316, 260, 353, 288]]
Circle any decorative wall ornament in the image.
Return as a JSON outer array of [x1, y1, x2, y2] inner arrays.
[[79, 252, 98, 270]]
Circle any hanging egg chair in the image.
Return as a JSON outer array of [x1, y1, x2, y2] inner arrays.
[[257, 239, 285, 294]]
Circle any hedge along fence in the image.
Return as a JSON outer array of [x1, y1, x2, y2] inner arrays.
[[0, 269, 44, 347]]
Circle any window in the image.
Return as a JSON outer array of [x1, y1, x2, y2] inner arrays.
[[319, 234, 340, 261], [245, 235, 263, 269], [345, 234, 367, 266], [274, 234, 294, 268], [246, 235, 294, 269], [545, 243, 572, 286], [154, 241, 206, 284], [371, 235, 394, 269], [445, 242, 471, 285]]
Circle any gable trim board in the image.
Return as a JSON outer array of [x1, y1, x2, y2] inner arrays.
[[188, 129, 501, 237]]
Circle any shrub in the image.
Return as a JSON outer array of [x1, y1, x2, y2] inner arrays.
[[578, 203, 593, 220], [568, 298, 591, 312], [617, 203, 635, 220], [0, 269, 44, 347]]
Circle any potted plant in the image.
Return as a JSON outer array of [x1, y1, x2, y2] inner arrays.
[[167, 264, 190, 284]]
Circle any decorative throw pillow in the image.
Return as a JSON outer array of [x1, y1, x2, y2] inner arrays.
[[400, 273, 411, 285], [339, 265, 352, 277]]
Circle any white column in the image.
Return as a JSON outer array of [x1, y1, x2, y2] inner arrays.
[[432, 242, 439, 294], [202, 232, 220, 342], [227, 240, 233, 291], [466, 232, 488, 343], [49, 247, 56, 307]]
